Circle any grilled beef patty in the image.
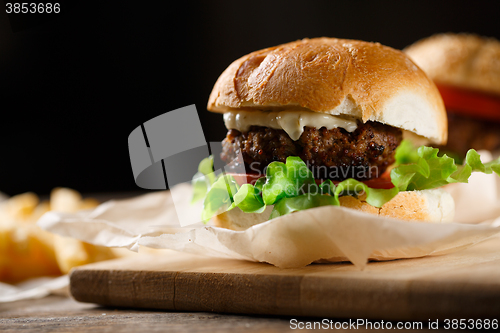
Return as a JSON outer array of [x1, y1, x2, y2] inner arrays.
[[221, 122, 402, 181]]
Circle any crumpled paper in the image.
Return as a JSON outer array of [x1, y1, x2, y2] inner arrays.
[[0, 275, 69, 303], [36, 164, 500, 269]]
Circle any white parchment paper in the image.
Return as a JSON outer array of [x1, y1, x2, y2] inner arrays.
[[0, 276, 69, 303], [36, 167, 500, 269]]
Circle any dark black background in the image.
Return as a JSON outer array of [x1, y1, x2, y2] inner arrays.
[[1, 0, 499, 196]]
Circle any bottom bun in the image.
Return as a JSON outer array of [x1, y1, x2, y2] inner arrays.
[[213, 206, 274, 231], [212, 189, 455, 231]]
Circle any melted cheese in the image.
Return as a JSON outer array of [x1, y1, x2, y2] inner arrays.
[[223, 110, 358, 140]]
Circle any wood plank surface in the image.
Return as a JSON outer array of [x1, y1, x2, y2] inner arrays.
[[0, 295, 300, 333], [70, 234, 500, 321]]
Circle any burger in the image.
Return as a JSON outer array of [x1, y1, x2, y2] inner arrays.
[[192, 37, 500, 230], [404, 33, 500, 158]]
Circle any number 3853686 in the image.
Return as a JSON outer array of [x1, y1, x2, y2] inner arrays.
[[6, 3, 60, 14]]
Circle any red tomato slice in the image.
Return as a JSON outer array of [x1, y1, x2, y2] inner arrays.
[[227, 173, 264, 187], [350, 171, 394, 189], [436, 84, 500, 122], [226, 171, 394, 189]]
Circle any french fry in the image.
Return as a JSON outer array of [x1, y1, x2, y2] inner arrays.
[[4, 192, 39, 221], [0, 187, 130, 283], [79, 198, 101, 211], [50, 187, 82, 213], [49, 188, 120, 273], [52, 235, 91, 274], [0, 223, 61, 283]]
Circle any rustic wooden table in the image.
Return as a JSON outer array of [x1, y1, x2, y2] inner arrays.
[[1, 294, 472, 332], [0, 295, 299, 332]]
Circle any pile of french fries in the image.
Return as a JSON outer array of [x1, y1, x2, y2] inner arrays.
[[0, 188, 124, 283]]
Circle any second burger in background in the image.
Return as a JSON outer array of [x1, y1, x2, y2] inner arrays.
[[404, 33, 500, 159]]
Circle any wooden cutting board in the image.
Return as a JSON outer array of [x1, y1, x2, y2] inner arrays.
[[70, 234, 500, 320]]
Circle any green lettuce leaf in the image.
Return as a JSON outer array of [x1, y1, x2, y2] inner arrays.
[[395, 139, 420, 165], [201, 174, 239, 222], [319, 179, 336, 196], [270, 193, 338, 219], [191, 173, 210, 204], [391, 145, 500, 191], [391, 146, 455, 191], [231, 183, 266, 213], [334, 178, 399, 208], [262, 156, 316, 205], [254, 177, 266, 193], [449, 149, 500, 182], [191, 156, 217, 204], [198, 156, 216, 184]]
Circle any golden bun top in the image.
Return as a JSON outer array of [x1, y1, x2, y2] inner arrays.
[[208, 37, 447, 144], [404, 33, 500, 96]]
